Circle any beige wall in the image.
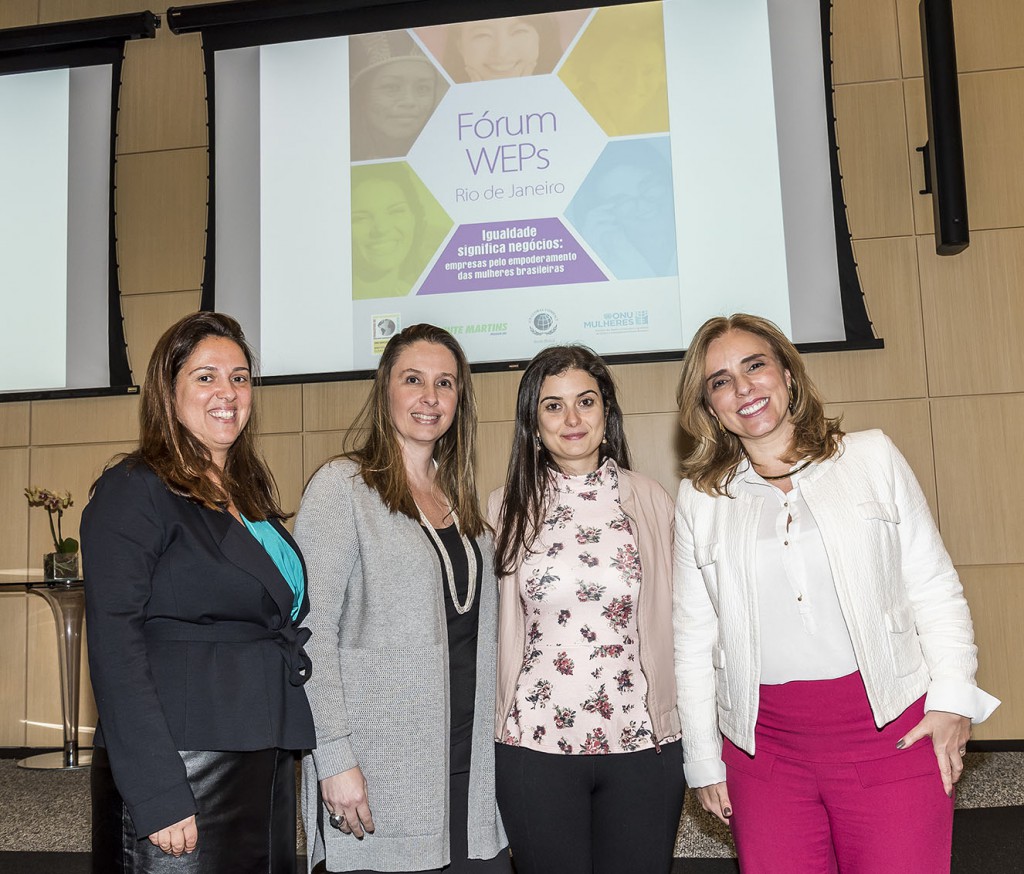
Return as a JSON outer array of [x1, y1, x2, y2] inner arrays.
[[1, 0, 1021, 745]]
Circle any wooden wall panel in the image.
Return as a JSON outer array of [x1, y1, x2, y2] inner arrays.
[[474, 371, 520, 424], [931, 394, 1024, 565], [121, 289, 203, 381], [832, 0, 902, 85], [262, 434, 304, 521], [0, 1, 37, 27], [894, 0, 924, 78], [823, 399, 938, 515], [0, 594, 28, 746], [28, 443, 137, 570], [258, 385, 303, 435], [38, 0, 218, 23], [950, 0, 1024, 73], [303, 382, 371, 432], [623, 412, 687, 497], [917, 229, 1024, 397], [303, 432, 347, 484], [40, 0, 153, 21], [0, 448, 31, 572], [806, 236, 927, 403], [26, 597, 67, 747], [476, 421, 515, 502], [613, 361, 681, 415], [117, 28, 207, 155], [957, 70, 1024, 230], [897, 0, 1024, 78], [833, 80, 915, 239], [31, 396, 139, 446], [960, 565, 1024, 741], [0, 402, 30, 448], [115, 147, 208, 294]]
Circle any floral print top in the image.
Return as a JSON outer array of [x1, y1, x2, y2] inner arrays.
[[502, 459, 655, 755]]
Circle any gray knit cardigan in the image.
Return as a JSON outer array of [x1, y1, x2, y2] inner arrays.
[[294, 459, 507, 873]]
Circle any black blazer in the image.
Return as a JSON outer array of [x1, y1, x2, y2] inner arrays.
[[82, 460, 315, 836]]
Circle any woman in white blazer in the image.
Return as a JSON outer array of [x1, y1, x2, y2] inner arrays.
[[673, 314, 998, 874]]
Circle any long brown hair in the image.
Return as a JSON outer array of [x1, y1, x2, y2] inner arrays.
[[342, 323, 485, 538], [494, 345, 631, 577], [125, 311, 287, 519], [677, 313, 844, 497]]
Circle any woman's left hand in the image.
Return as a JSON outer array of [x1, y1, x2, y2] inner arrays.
[[897, 710, 971, 797]]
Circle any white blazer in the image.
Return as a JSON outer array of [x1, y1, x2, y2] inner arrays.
[[673, 430, 999, 788]]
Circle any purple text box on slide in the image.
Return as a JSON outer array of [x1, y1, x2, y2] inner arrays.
[[418, 218, 606, 295]]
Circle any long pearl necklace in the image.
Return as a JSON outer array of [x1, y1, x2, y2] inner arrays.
[[416, 504, 477, 615]]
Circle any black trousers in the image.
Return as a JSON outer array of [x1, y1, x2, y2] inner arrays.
[[316, 771, 512, 874], [91, 746, 298, 874], [495, 741, 685, 874]]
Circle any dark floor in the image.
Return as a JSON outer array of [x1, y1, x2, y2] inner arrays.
[[1, 748, 1021, 872]]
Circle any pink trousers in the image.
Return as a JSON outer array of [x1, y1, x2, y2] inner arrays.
[[723, 671, 953, 874]]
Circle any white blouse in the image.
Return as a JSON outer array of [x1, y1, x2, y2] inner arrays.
[[734, 459, 859, 684]]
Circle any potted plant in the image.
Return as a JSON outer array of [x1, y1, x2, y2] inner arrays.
[[25, 487, 80, 581]]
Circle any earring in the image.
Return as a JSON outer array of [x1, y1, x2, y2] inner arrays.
[[601, 435, 607, 445], [715, 417, 725, 434], [788, 381, 797, 414]]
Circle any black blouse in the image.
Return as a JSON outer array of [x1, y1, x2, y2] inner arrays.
[[423, 523, 482, 775]]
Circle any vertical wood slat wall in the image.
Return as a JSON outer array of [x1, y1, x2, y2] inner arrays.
[[0, 0, 1021, 745]]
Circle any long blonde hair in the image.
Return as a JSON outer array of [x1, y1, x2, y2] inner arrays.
[[340, 323, 485, 538], [677, 314, 844, 496]]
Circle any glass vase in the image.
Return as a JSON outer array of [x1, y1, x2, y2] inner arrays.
[[43, 552, 80, 582]]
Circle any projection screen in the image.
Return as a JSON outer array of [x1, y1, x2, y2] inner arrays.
[[175, 0, 878, 382]]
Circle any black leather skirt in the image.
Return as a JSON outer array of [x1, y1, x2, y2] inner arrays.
[[92, 746, 298, 874]]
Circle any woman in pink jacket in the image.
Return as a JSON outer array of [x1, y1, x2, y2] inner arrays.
[[490, 345, 684, 874]]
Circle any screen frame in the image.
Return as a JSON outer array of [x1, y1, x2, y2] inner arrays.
[[0, 12, 157, 402], [169, 0, 882, 386]]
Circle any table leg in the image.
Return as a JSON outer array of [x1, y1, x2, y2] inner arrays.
[[18, 585, 92, 770]]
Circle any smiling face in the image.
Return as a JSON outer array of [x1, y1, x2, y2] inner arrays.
[[351, 178, 416, 276], [363, 60, 436, 141], [459, 17, 541, 80], [703, 329, 793, 456], [174, 336, 252, 469], [388, 340, 459, 453], [536, 368, 606, 475]]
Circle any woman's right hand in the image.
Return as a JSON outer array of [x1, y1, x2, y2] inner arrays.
[[148, 814, 197, 856], [696, 781, 732, 825], [322, 766, 375, 838]]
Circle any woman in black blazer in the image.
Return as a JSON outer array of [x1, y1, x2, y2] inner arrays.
[[82, 312, 315, 873]]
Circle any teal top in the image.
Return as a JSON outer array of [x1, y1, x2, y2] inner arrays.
[[241, 516, 305, 621]]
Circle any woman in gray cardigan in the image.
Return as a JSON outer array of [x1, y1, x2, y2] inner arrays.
[[295, 324, 508, 874]]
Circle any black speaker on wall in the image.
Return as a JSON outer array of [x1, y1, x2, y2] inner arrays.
[[919, 0, 969, 255]]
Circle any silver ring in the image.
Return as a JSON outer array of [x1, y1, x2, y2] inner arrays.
[[959, 747, 967, 756], [329, 812, 345, 830]]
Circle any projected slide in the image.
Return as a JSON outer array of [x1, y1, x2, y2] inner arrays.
[[346, 6, 681, 353], [214, 0, 851, 378], [0, 63, 121, 397]]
